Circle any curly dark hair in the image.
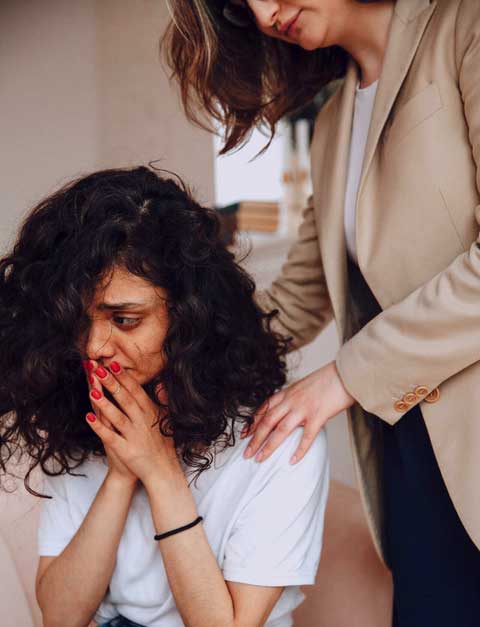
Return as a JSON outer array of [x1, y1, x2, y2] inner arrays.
[[0, 166, 291, 497]]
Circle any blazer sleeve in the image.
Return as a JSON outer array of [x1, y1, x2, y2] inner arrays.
[[255, 195, 334, 352], [335, 0, 480, 425]]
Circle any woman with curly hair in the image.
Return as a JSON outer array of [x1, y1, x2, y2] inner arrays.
[[162, 1, 480, 625], [0, 166, 329, 627]]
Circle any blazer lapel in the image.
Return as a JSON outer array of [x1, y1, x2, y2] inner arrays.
[[312, 0, 437, 338], [356, 0, 438, 267]]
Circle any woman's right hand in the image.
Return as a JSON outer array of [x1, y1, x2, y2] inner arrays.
[[84, 359, 139, 488]]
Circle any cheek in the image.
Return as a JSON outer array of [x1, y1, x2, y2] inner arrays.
[[129, 326, 167, 371]]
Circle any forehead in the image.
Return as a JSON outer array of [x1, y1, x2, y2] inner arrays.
[[92, 266, 164, 305]]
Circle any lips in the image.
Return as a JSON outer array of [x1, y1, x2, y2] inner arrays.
[[279, 11, 301, 37]]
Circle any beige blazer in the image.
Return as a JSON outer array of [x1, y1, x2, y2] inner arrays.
[[258, 0, 480, 563]]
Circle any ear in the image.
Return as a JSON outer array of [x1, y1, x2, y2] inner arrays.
[[155, 382, 169, 406]]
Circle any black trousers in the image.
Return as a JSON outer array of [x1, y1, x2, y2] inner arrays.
[[347, 258, 480, 627]]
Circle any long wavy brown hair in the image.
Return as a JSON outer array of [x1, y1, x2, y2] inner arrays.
[[161, 0, 382, 153]]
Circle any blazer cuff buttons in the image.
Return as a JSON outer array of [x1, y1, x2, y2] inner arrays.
[[393, 385, 440, 412]]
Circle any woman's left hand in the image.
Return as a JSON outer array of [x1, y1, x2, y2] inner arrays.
[[243, 360, 355, 464], [86, 362, 180, 484]]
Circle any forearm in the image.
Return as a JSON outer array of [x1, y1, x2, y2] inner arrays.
[[38, 473, 136, 627], [144, 468, 236, 627]]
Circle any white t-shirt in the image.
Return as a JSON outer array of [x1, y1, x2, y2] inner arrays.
[[37, 426, 330, 627], [343, 79, 379, 265]]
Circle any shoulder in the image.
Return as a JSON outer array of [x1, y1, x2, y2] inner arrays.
[[454, 0, 480, 41], [262, 427, 328, 476], [453, 0, 480, 79], [210, 426, 328, 477], [238, 427, 329, 486]]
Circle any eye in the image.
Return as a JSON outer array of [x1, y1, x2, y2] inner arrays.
[[113, 316, 140, 328]]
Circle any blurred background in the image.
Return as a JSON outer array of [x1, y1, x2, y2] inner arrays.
[[0, 2, 391, 626]]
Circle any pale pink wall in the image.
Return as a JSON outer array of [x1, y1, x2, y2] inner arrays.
[[0, 0, 99, 250], [94, 0, 214, 205], [0, 0, 214, 254]]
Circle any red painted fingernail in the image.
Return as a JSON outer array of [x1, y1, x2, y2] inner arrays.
[[110, 361, 121, 374], [90, 389, 102, 400], [95, 366, 107, 379], [86, 412, 96, 423], [85, 360, 95, 371], [88, 375, 94, 385]]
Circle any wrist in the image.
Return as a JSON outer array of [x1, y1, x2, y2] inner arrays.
[[142, 459, 185, 496], [332, 360, 355, 409], [106, 471, 138, 492], [143, 464, 199, 536]]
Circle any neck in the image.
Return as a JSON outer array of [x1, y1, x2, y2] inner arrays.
[[338, 1, 395, 88]]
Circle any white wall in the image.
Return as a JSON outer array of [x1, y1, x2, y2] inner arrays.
[[214, 125, 286, 206]]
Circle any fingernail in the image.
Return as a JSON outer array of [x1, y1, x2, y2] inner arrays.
[[255, 450, 264, 462], [88, 375, 94, 385], [290, 455, 298, 465], [110, 361, 121, 374], [95, 366, 107, 379], [244, 446, 253, 458], [86, 412, 96, 423], [90, 389, 102, 400], [85, 360, 95, 371]]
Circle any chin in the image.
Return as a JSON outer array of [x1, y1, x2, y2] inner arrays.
[[300, 40, 320, 51], [297, 26, 330, 51], [295, 33, 319, 51]]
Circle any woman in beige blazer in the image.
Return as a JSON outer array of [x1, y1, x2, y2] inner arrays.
[[163, 1, 480, 625]]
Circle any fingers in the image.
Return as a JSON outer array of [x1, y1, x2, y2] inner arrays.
[[250, 412, 303, 463], [243, 401, 291, 459], [85, 410, 123, 448], [241, 391, 285, 438], [89, 361, 144, 425], [88, 385, 133, 437], [244, 415, 321, 465], [105, 361, 153, 413], [83, 360, 113, 431], [241, 381, 326, 464], [291, 426, 319, 464]]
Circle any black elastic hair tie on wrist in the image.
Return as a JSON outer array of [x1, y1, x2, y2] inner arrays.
[[154, 516, 204, 541]]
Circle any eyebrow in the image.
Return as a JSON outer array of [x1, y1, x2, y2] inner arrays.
[[96, 301, 152, 311]]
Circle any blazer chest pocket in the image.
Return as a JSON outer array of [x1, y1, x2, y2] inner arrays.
[[384, 82, 443, 151]]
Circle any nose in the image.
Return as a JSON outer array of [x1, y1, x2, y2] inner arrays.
[[84, 319, 116, 362], [249, 0, 281, 30]]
